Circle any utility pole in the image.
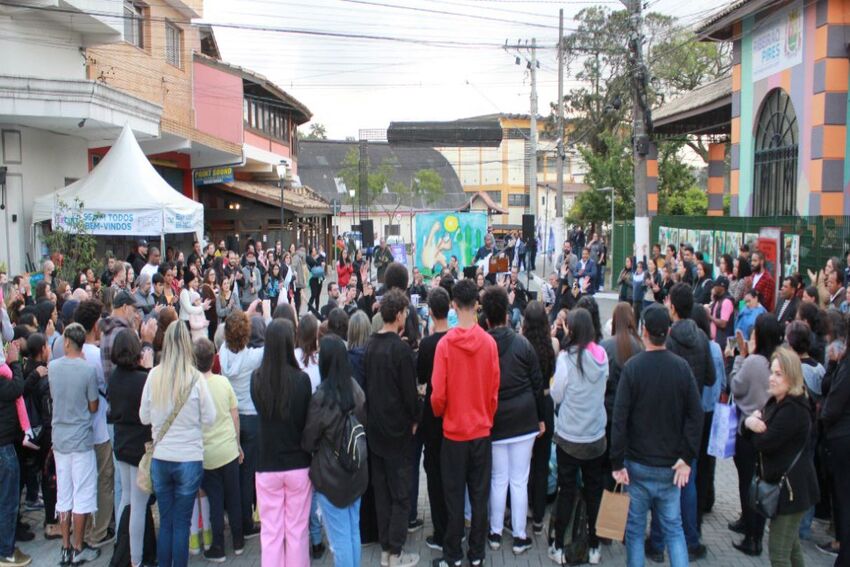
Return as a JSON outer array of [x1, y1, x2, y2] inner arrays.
[[358, 139, 368, 231], [556, 9, 565, 219], [528, 37, 539, 217], [629, 0, 651, 253]]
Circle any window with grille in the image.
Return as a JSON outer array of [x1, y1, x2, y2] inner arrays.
[[165, 22, 182, 68], [486, 191, 502, 203], [753, 88, 798, 216], [123, 1, 144, 48]]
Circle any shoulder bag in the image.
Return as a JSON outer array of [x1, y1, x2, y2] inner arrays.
[[748, 424, 809, 519], [137, 373, 200, 494]]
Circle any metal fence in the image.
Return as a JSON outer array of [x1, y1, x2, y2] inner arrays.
[[610, 215, 850, 285]]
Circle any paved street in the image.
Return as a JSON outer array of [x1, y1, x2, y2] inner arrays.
[[19, 459, 836, 566]]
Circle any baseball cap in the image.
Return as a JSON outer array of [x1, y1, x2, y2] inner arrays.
[[714, 275, 730, 289], [113, 290, 139, 309], [642, 303, 671, 339], [137, 238, 148, 247]]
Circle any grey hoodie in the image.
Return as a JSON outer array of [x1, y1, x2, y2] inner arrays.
[[552, 343, 608, 444]]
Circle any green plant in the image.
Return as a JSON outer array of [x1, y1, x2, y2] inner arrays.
[[42, 198, 103, 282]]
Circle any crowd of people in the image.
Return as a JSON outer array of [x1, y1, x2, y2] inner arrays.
[[0, 230, 847, 567]]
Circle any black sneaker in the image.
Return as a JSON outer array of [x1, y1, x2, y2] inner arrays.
[[425, 536, 443, 551], [487, 533, 501, 551], [532, 522, 544, 536], [408, 518, 425, 533], [688, 544, 707, 561], [431, 559, 461, 567], [512, 537, 533, 555], [71, 544, 101, 565], [14, 523, 34, 543], [311, 543, 326, 560], [242, 524, 261, 540], [88, 527, 116, 548], [204, 545, 226, 563], [59, 547, 72, 567], [470, 559, 484, 567], [233, 536, 245, 556]]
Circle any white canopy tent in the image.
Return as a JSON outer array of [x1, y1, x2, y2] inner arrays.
[[32, 124, 204, 245]]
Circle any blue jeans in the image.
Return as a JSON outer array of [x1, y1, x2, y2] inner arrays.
[[310, 492, 323, 546], [318, 493, 361, 567], [510, 308, 522, 329], [152, 459, 203, 567], [0, 444, 20, 557], [624, 460, 688, 567], [649, 459, 699, 550]]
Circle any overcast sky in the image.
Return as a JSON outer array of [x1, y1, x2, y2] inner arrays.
[[203, 0, 723, 139]]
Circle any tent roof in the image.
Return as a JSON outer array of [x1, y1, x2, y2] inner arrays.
[[33, 124, 203, 226]]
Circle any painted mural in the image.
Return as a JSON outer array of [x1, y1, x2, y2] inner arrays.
[[414, 211, 487, 276]]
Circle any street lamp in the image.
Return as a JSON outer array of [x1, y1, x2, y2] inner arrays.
[[276, 161, 287, 238]]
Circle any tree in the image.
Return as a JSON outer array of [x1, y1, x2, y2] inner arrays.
[[42, 198, 103, 282], [552, 6, 730, 161], [567, 132, 633, 229], [337, 148, 443, 233], [300, 123, 328, 140]]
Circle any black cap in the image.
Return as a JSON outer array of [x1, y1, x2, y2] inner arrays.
[[642, 303, 671, 339], [714, 275, 730, 289], [113, 290, 138, 309], [137, 239, 148, 247], [13, 326, 32, 341]]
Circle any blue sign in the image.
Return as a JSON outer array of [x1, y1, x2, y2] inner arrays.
[[390, 243, 407, 266], [194, 166, 234, 186]]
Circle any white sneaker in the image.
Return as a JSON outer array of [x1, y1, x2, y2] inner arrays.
[[589, 547, 601, 565], [381, 551, 390, 567], [547, 544, 564, 565], [389, 550, 420, 567]]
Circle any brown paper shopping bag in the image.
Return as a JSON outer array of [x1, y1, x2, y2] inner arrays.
[[595, 484, 630, 542]]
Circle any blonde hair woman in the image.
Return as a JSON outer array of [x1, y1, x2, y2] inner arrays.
[[139, 321, 216, 567], [743, 347, 819, 566]]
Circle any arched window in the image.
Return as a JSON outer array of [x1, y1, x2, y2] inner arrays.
[[753, 89, 798, 216]]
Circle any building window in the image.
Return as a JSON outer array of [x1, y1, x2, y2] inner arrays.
[[165, 22, 182, 68], [243, 95, 294, 144], [508, 194, 530, 207], [753, 88, 798, 216], [486, 191, 502, 203], [124, 1, 144, 48]]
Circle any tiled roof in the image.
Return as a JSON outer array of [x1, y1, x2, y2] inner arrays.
[[216, 180, 329, 215], [654, 76, 732, 124]]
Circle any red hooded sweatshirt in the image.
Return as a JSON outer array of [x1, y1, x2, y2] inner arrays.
[[430, 324, 500, 441]]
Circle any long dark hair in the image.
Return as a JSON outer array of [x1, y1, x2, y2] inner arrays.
[[565, 308, 595, 376], [753, 313, 782, 359], [611, 302, 639, 366], [318, 335, 355, 412], [297, 313, 319, 367], [575, 295, 602, 343], [252, 319, 300, 420], [521, 301, 555, 380]]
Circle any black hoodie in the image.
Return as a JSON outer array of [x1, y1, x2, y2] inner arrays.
[[666, 319, 716, 390], [488, 327, 544, 442]]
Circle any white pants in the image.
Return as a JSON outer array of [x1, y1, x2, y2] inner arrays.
[[117, 461, 149, 566], [489, 434, 536, 539], [55, 450, 98, 515]]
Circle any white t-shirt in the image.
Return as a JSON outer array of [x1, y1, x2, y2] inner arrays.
[[294, 347, 321, 393], [140, 263, 159, 281], [82, 343, 110, 445]]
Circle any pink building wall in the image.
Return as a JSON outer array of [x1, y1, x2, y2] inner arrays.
[[193, 61, 243, 146]]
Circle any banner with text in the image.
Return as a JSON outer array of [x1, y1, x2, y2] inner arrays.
[[53, 209, 162, 235], [752, 1, 803, 82]]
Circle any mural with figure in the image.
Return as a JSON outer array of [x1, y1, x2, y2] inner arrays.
[[415, 211, 487, 276]]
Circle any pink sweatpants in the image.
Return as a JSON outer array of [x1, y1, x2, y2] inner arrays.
[[255, 467, 312, 567]]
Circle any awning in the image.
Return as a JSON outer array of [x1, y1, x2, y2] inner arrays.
[[214, 180, 329, 216], [653, 76, 732, 136]]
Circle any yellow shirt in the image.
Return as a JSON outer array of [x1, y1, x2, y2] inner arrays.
[[202, 374, 239, 470]]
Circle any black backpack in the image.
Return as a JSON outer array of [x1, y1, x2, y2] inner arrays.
[[335, 410, 367, 473], [548, 488, 590, 565]]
